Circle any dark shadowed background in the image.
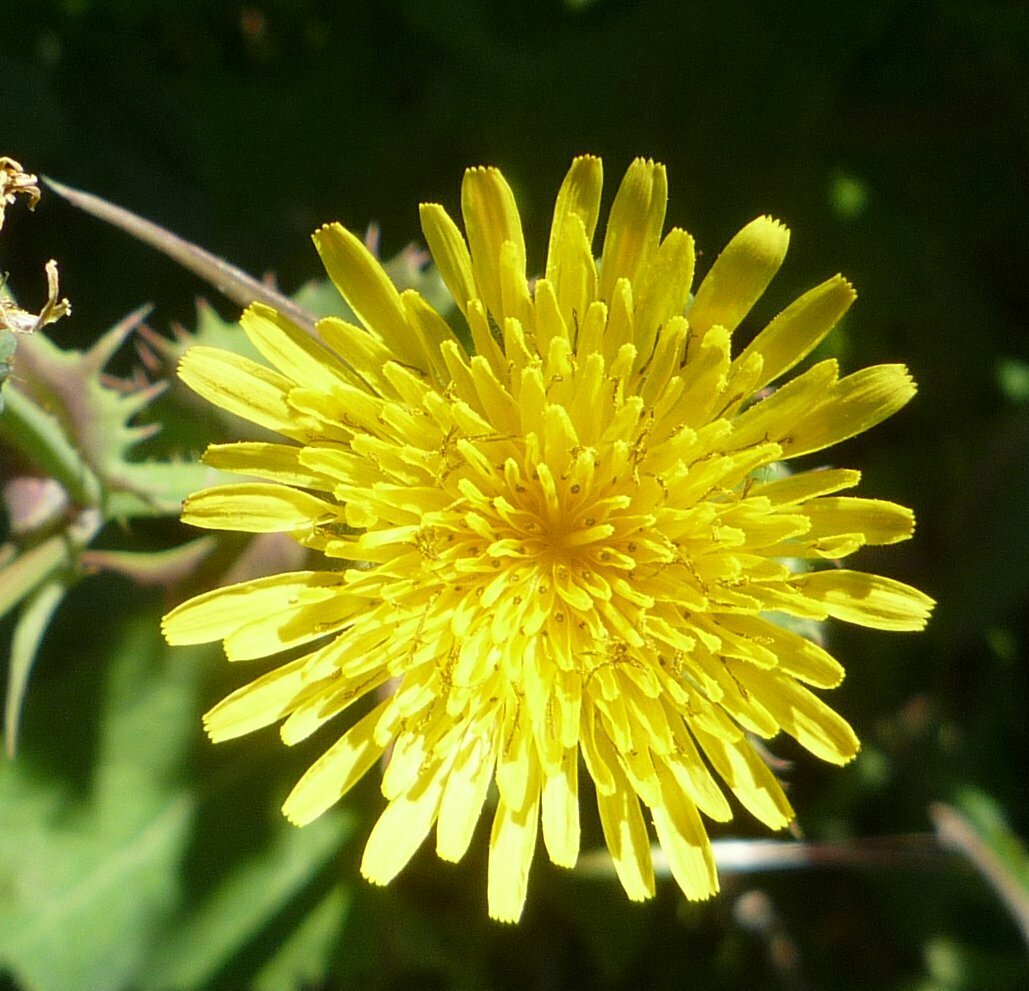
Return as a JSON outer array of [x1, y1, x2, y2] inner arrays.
[[1, 2, 1027, 989]]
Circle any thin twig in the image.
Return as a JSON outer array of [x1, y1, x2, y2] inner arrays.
[[577, 833, 961, 881], [42, 176, 319, 336]]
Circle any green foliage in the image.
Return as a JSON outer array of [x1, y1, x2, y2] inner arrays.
[[0, 310, 222, 758], [0, 603, 357, 991], [0, 615, 199, 991], [997, 358, 1029, 405]]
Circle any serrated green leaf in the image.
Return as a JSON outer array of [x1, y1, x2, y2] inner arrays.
[[6, 312, 165, 501], [0, 380, 103, 509]]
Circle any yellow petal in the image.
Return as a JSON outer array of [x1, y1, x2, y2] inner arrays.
[[546, 154, 603, 281], [464, 299, 507, 380], [783, 364, 916, 457], [279, 668, 390, 744], [461, 166, 526, 324], [749, 467, 862, 506], [650, 764, 719, 899], [598, 158, 667, 302], [182, 483, 339, 533], [802, 497, 915, 546], [312, 223, 424, 369], [314, 315, 398, 396], [382, 714, 447, 801], [689, 216, 790, 337], [487, 763, 541, 923], [499, 239, 534, 333], [399, 289, 462, 385], [731, 665, 861, 765], [603, 278, 635, 362], [469, 354, 519, 435], [532, 277, 569, 356], [437, 729, 497, 862], [162, 571, 341, 647], [201, 442, 330, 490], [549, 212, 597, 335], [281, 699, 390, 825], [361, 756, 450, 887], [595, 768, 655, 901], [675, 324, 732, 427], [717, 613, 845, 689], [736, 274, 856, 391], [419, 201, 479, 318], [721, 655, 791, 730], [223, 584, 356, 662], [288, 381, 382, 440], [241, 302, 356, 393], [634, 227, 695, 362], [201, 656, 308, 741], [691, 722, 795, 827], [178, 346, 303, 439], [663, 718, 733, 821], [793, 569, 935, 631], [495, 700, 533, 810], [541, 747, 580, 868], [728, 359, 838, 452], [720, 503, 812, 550]]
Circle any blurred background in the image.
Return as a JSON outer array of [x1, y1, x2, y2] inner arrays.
[[1, 1, 1027, 989]]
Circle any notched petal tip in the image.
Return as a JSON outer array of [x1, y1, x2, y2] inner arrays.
[[201, 711, 221, 741], [310, 220, 343, 248], [834, 273, 858, 300], [159, 611, 183, 644], [759, 214, 791, 235], [627, 154, 664, 172]]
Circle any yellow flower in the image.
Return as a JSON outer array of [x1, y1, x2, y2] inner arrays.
[[162, 156, 934, 922]]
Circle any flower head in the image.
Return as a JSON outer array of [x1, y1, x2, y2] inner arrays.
[[162, 156, 933, 921]]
